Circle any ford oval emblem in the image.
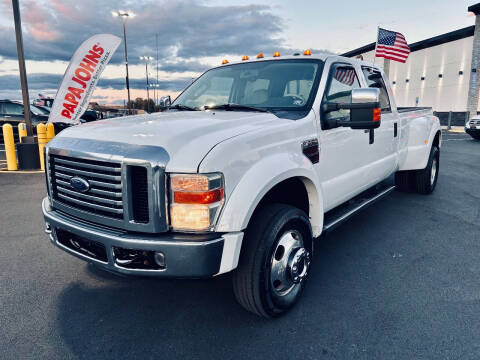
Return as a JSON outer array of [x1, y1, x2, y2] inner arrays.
[[70, 177, 90, 193]]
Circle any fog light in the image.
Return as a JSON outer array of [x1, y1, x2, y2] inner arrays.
[[154, 252, 166, 268]]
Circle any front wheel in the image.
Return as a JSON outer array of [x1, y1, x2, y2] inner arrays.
[[232, 204, 313, 318]]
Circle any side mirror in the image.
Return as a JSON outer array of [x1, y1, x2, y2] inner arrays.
[[159, 95, 171, 111], [323, 88, 381, 130]]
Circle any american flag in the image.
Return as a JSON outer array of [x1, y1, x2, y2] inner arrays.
[[375, 28, 410, 63], [333, 67, 356, 86]]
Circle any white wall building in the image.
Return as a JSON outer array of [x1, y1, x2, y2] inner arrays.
[[342, 3, 480, 124]]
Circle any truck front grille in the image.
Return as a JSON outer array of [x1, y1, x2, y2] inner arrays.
[[470, 119, 480, 126], [50, 154, 124, 220]]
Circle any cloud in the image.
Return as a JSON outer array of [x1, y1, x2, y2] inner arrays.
[[22, 0, 61, 42], [97, 76, 192, 91], [0, 0, 286, 65], [158, 60, 210, 73], [0, 73, 191, 93]]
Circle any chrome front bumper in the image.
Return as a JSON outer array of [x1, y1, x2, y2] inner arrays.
[[42, 197, 238, 278]]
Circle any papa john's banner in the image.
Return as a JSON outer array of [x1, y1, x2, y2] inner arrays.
[[48, 34, 121, 124]]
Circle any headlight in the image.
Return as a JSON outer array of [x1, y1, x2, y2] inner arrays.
[[169, 173, 224, 232]]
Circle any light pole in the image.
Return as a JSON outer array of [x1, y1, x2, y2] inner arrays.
[[140, 56, 153, 113], [112, 10, 134, 114], [12, 0, 32, 136]]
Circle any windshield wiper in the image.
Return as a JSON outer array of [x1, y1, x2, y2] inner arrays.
[[204, 103, 270, 113], [168, 104, 199, 111]]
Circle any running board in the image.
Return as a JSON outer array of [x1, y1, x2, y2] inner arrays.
[[322, 183, 396, 233]]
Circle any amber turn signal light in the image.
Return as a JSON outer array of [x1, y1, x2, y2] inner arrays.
[[174, 189, 224, 204]]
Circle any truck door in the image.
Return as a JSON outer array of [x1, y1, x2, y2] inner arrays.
[[360, 66, 398, 178], [317, 63, 378, 210]]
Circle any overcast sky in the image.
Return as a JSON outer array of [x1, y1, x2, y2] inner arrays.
[[0, 0, 477, 104]]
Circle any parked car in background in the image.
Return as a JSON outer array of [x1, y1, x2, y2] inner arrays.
[[0, 100, 49, 125], [465, 116, 480, 140], [0, 100, 49, 142]]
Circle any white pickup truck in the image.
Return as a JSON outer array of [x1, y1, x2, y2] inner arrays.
[[42, 53, 441, 317]]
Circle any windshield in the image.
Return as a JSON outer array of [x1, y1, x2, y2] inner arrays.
[[173, 59, 323, 118], [31, 105, 49, 115]]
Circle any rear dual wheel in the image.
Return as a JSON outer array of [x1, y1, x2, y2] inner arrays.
[[232, 204, 312, 318], [395, 145, 439, 194]]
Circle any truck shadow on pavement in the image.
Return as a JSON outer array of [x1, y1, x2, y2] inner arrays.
[[54, 231, 356, 358], [55, 263, 268, 357]]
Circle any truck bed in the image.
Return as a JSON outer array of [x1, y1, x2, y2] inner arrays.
[[397, 107, 432, 113]]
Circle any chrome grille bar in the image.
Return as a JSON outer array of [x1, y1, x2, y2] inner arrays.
[[55, 172, 122, 190], [54, 157, 121, 173], [56, 186, 123, 206], [56, 179, 122, 198], [57, 193, 124, 214], [54, 165, 121, 181]]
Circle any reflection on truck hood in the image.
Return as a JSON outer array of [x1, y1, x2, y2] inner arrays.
[[57, 110, 281, 171]]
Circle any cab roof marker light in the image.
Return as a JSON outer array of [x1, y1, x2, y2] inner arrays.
[[273, 51, 281, 57], [257, 53, 264, 59], [304, 49, 312, 56], [242, 55, 249, 61], [221, 59, 229, 65]]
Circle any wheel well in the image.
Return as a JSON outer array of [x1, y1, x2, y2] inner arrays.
[[245, 176, 322, 239], [433, 130, 441, 148], [254, 177, 309, 217]]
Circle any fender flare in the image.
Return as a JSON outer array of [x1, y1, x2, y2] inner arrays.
[[399, 118, 441, 171], [215, 153, 324, 237]]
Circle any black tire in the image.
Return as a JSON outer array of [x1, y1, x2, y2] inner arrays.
[[232, 203, 313, 318], [470, 134, 480, 140], [414, 145, 439, 194], [394, 170, 413, 192]]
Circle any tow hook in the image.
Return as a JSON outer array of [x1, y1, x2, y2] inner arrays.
[[45, 222, 52, 234]]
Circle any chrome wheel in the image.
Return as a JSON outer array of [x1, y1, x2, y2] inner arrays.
[[430, 156, 437, 186], [270, 230, 311, 297]]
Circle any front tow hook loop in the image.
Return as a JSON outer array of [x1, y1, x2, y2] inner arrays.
[[45, 222, 52, 234]]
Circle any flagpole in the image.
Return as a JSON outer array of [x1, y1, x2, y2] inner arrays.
[[373, 26, 379, 65]]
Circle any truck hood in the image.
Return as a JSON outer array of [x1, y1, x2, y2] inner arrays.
[[57, 110, 281, 171]]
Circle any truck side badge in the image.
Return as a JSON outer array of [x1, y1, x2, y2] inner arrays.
[[302, 139, 319, 164]]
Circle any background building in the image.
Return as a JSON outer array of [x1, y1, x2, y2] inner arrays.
[[342, 3, 480, 126]]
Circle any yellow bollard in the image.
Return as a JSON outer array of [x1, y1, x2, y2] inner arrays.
[[37, 123, 47, 170], [2, 124, 18, 170], [18, 122, 27, 142], [46, 122, 55, 142]]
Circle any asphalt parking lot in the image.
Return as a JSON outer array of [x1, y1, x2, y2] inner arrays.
[[0, 131, 479, 359]]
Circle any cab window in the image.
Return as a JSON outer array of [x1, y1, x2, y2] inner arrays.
[[323, 64, 360, 126], [361, 67, 391, 112]]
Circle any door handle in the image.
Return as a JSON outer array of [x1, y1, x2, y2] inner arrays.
[[4, 115, 11, 118], [394, 122, 398, 137]]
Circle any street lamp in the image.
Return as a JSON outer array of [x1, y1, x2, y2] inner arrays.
[[149, 83, 160, 108], [112, 10, 135, 114], [140, 56, 153, 113]]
